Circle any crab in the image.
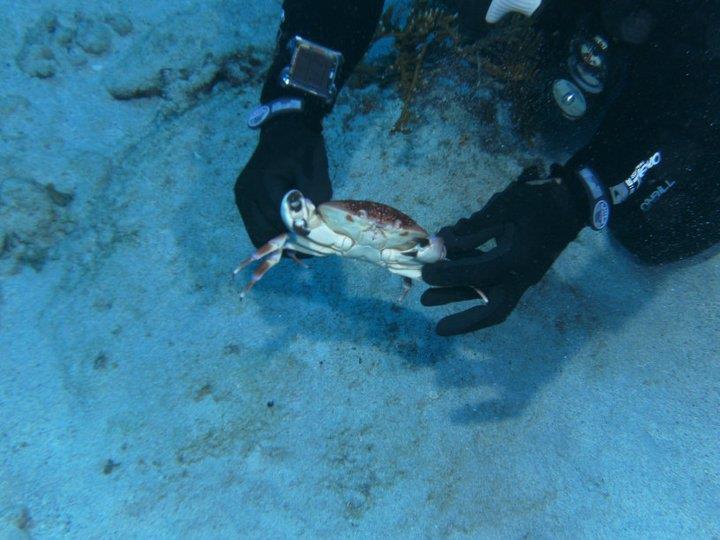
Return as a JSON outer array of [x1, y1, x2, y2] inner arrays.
[[234, 189, 449, 300]]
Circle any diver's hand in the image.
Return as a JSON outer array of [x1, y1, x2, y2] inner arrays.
[[234, 115, 332, 247], [421, 167, 587, 336]]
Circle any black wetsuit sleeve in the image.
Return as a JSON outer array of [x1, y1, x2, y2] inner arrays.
[[260, 0, 385, 128], [566, 20, 720, 263]]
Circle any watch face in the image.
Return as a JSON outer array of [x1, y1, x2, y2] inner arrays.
[[592, 199, 611, 230]]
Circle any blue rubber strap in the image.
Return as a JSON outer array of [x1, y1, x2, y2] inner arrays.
[[247, 97, 304, 129]]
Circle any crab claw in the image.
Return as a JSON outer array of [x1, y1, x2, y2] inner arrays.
[[234, 234, 288, 298]]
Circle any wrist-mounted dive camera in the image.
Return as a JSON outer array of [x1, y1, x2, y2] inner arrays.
[[247, 36, 343, 129], [279, 36, 343, 103]]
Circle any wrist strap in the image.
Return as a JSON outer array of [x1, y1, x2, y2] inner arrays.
[[247, 97, 304, 129], [576, 167, 611, 230]]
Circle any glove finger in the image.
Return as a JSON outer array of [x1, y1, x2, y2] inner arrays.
[[294, 136, 332, 204], [236, 172, 288, 247], [420, 286, 479, 306], [434, 286, 510, 336], [421, 244, 512, 287], [441, 224, 507, 254], [235, 172, 270, 247], [256, 201, 287, 243], [243, 200, 284, 248], [436, 307, 490, 336], [451, 191, 513, 235], [294, 164, 332, 205], [517, 165, 543, 183], [262, 165, 295, 209], [253, 167, 295, 233]]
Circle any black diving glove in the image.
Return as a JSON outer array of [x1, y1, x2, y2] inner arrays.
[[421, 166, 588, 336], [234, 115, 332, 247]]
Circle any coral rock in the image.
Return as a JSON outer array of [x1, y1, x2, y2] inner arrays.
[[104, 13, 133, 37], [0, 177, 75, 273], [75, 19, 113, 56]]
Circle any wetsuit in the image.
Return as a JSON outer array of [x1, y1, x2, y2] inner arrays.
[[258, 0, 720, 264], [561, 0, 720, 263]]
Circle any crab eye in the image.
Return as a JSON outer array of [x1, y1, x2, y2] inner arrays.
[[289, 195, 303, 212]]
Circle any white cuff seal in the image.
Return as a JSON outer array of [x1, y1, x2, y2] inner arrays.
[[485, 0, 543, 23]]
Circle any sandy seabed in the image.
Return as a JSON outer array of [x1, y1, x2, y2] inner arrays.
[[1, 1, 719, 538]]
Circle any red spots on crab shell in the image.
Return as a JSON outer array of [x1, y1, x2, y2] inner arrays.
[[325, 200, 426, 232], [345, 214, 354, 222]]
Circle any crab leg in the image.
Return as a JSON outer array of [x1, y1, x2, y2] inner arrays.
[[233, 234, 288, 298], [239, 248, 284, 298], [233, 234, 288, 275], [288, 251, 309, 268], [398, 277, 413, 303]]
